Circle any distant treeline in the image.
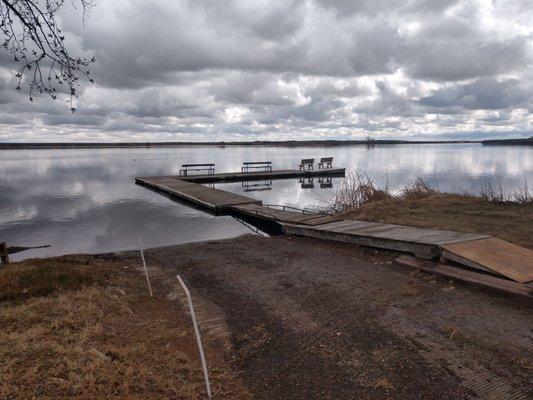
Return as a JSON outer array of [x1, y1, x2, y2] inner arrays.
[[481, 137, 533, 146], [0, 139, 480, 149]]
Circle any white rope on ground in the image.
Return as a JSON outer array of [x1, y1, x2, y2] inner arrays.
[[177, 275, 212, 399], [138, 238, 153, 298]]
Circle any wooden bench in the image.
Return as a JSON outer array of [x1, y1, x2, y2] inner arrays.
[[299, 158, 315, 171], [179, 163, 215, 176], [241, 161, 272, 173], [318, 157, 333, 169]]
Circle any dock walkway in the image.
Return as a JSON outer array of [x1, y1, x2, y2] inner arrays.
[[166, 167, 345, 183], [283, 220, 489, 259], [136, 176, 260, 212], [135, 172, 533, 285]]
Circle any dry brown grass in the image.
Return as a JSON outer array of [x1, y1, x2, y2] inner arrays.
[[0, 256, 109, 302], [342, 193, 533, 249], [0, 256, 249, 399]]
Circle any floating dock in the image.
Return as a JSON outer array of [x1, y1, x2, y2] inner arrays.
[[136, 176, 260, 212], [146, 167, 346, 184], [136, 171, 533, 288]]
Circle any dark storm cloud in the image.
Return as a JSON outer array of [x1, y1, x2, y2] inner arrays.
[[419, 78, 532, 111], [0, 0, 532, 141]]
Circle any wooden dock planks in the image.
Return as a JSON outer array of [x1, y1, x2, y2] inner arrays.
[[136, 176, 261, 212], [442, 238, 533, 283], [179, 168, 346, 183], [231, 203, 343, 226], [284, 220, 490, 259]]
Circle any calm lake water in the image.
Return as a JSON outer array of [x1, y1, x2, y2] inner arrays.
[[1, 144, 532, 260]]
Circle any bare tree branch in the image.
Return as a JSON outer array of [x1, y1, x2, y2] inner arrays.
[[0, 0, 95, 111]]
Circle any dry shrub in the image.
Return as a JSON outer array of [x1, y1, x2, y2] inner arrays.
[[478, 175, 533, 204], [513, 178, 532, 204], [401, 177, 437, 200], [479, 174, 505, 203], [332, 170, 390, 211]]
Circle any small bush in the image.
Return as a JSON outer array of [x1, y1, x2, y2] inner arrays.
[[401, 177, 437, 199], [513, 178, 532, 204], [479, 174, 505, 203], [332, 170, 390, 211]]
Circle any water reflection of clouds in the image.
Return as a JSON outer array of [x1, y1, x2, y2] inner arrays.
[[1, 144, 531, 260]]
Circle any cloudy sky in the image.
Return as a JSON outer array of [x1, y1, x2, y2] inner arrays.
[[1, 0, 532, 142]]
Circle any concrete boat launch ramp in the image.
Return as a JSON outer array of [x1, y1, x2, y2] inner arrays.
[[135, 171, 533, 286]]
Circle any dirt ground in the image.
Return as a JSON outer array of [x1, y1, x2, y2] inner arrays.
[[2, 234, 531, 399], [107, 234, 532, 400]]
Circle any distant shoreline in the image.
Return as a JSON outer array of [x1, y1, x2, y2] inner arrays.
[[0, 137, 531, 149], [0, 139, 476, 149]]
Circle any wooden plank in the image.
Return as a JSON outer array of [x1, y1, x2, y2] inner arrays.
[[233, 205, 322, 224], [342, 224, 413, 236], [442, 238, 533, 283], [229, 203, 342, 226], [296, 214, 344, 226], [313, 221, 488, 248], [312, 220, 367, 231], [332, 221, 487, 244], [283, 223, 440, 259], [320, 220, 379, 232], [365, 228, 487, 245], [394, 255, 533, 300], [136, 177, 260, 212]]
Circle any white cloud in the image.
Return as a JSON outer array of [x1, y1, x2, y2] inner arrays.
[[0, 0, 531, 141]]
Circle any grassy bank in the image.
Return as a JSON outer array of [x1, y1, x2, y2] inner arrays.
[[0, 256, 248, 399], [335, 172, 533, 249]]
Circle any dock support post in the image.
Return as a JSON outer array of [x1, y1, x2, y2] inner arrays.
[[0, 242, 9, 266]]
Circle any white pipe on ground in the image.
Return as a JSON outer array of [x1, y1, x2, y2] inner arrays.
[[138, 238, 153, 298], [176, 275, 212, 399]]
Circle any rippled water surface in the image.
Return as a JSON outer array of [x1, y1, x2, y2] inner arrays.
[[1, 144, 531, 260]]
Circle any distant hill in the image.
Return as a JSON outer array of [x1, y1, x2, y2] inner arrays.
[[482, 137, 533, 146]]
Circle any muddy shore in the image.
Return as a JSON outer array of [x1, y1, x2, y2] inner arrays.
[[105, 234, 532, 399]]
